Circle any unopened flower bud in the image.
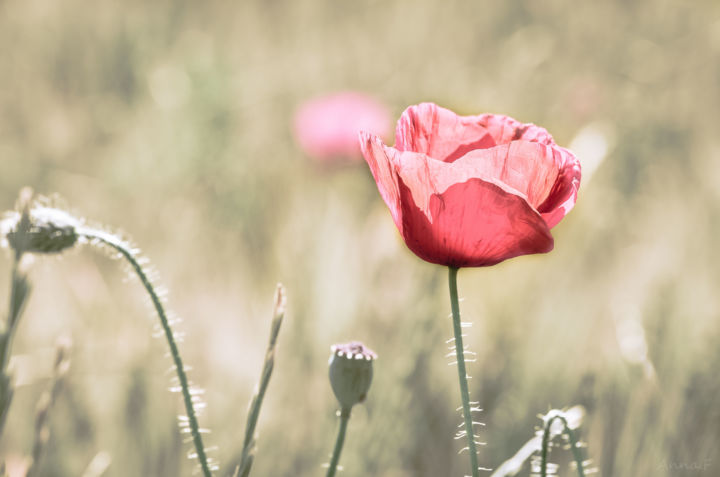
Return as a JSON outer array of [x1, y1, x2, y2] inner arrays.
[[3, 207, 80, 255], [328, 341, 376, 410]]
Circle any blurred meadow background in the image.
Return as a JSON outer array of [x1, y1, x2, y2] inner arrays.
[[2, 0, 720, 476]]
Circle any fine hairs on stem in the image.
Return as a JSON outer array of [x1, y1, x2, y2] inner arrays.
[[448, 266, 481, 477], [235, 284, 286, 477], [78, 226, 215, 477], [1, 194, 214, 475]]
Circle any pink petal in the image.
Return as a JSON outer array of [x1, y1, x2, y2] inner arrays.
[[389, 150, 553, 266], [395, 104, 558, 164], [397, 175, 554, 267], [358, 132, 403, 231], [453, 141, 561, 210], [389, 147, 524, 217], [390, 140, 559, 213], [474, 114, 555, 146], [537, 146, 582, 228], [395, 103, 496, 163]]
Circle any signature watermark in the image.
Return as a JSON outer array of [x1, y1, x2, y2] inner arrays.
[[657, 459, 712, 472]]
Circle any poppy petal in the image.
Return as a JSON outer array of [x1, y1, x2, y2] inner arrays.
[[397, 175, 554, 267], [452, 141, 561, 210], [358, 132, 403, 231], [537, 146, 582, 228], [395, 103, 495, 163], [475, 114, 555, 146], [390, 147, 531, 219]]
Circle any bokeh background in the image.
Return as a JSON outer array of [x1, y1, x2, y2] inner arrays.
[[2, 0, 720, 476]]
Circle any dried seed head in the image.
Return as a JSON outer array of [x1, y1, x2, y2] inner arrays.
[[328, 341, 376, 410], [3, 206, 80, 255]]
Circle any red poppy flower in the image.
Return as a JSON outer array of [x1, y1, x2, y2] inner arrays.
[[359, 103, 581, 267]]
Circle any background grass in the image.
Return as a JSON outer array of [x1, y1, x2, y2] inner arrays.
[[1, 0, 720, 475]]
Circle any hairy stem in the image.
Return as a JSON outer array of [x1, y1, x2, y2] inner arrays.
[[448, 266, 480, 477], [325, 407, 351, 477], [80, 228, 212, 477]]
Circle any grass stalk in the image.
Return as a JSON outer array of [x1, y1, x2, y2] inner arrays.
[[235, 284, 286, 477]]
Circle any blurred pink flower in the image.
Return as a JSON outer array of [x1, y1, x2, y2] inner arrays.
[[293, 92, 390, 162]]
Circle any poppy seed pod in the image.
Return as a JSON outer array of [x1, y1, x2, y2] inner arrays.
[[328, 342, 377, 410]]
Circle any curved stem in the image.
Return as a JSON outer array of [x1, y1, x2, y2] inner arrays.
[[564, 425, 587, 477], [325, 407, 351, 477], [448, 266, 479, 477], [539, 417, 552, 477], [80, 229, 212, 477], [540, 415, 586, 477]]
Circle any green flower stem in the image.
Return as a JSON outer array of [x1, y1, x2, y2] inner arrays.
[[80, 229, 212, 477], [448, 266, 479, 477], [0, 252, 30, 436], [1, 258, 21, 373], [540, 414, 586, 477], [325, 407, 351, 477]]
